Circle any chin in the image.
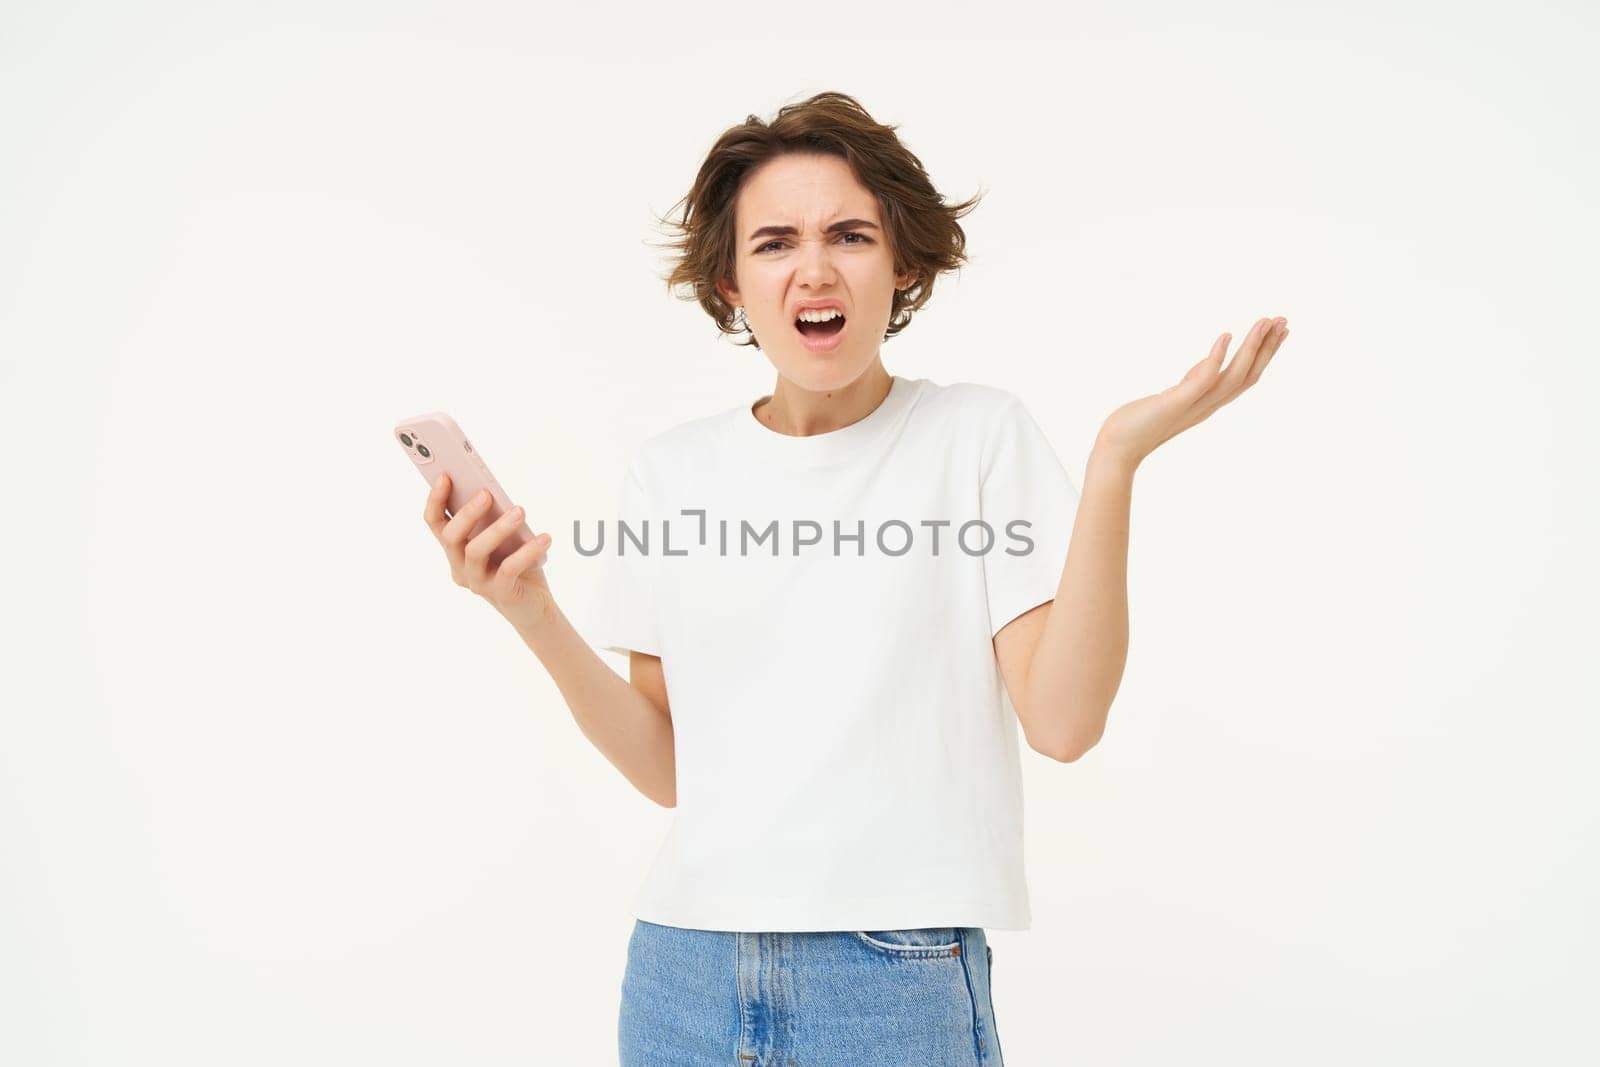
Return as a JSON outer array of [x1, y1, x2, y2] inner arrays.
[[774, 353, 878, 392]]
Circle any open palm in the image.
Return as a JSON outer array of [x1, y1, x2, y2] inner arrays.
[[1097, 316, 1290, 466]]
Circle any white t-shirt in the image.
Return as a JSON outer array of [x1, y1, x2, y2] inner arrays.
[[584, 374, 1080, 932]]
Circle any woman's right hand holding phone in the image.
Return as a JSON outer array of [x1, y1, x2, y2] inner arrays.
[[425, 472, 555, 633]]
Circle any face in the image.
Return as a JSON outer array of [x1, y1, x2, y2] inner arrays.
[[717, 153, 914, 391]]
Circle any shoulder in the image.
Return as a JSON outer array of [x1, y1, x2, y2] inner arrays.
[[911, 376, 1022, 418], [922, 381, 1064, 479], [912, 378, 1031, 445], [619, 404, 740, 487]]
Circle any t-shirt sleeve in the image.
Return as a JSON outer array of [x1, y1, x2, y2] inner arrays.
[[584, 458, 663, 658], [978, 396, 1081, 639]]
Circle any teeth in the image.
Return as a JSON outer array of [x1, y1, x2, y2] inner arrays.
[[796, 308, 843, 323]]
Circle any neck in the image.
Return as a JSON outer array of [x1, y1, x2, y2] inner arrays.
[[752, 363, 894, 438]]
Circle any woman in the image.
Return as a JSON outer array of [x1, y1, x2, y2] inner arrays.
[[422, 92, 1289, 1065]]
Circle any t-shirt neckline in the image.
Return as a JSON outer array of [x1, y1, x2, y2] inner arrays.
[[732, 375, 916, 468]]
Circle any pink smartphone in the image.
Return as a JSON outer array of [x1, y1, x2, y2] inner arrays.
[[394, 411, 538, 571]]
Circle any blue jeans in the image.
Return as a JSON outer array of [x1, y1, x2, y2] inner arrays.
[[618, 919, 1005, 1065]]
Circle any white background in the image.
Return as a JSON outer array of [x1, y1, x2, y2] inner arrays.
[[4, 2, 1595, 1063]]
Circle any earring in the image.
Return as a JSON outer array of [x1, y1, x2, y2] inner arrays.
[[734, 306, 748, 330]]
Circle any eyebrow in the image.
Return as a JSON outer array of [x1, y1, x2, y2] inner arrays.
[[747, 218, 880, 242]]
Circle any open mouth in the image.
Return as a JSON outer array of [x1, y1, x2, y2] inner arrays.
[[795, 313, 846, 339]]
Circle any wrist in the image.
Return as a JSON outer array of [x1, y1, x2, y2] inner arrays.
[[1088, 438, 1142, 479], [506, 589, 561, 644]]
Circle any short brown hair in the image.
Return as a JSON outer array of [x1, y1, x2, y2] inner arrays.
[[654, 91, 983, 349]]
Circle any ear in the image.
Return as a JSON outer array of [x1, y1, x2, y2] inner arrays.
[[716, 277, 741, 307], [894, 268, 916, 291]]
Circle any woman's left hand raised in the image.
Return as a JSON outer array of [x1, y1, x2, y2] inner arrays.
[[1094, 315, 1289, 469]]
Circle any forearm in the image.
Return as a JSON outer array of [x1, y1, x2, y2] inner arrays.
[[1022, 444, 1134, 759], [511, 597, 676, 807]]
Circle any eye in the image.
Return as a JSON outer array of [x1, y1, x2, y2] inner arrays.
[[753, 232, 873, 254]]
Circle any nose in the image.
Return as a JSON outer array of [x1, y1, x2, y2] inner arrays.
[[793, 236, 837, 288]]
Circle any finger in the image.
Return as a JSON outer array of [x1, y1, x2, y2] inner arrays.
[[1194, 320, 1287, 422], [496, 530, 554, 585], [1228, 317, 1273, 378], [1231, 318, 1286, 391], [1167, 332, 1230, 404], [463, 503, 526, 581], [1203, 317, 1274, 405], [441, 487, 498, 549], [423, 472, 453, 534], [1164, 320, 1282, 437], [1182, 332, 1230, 387], [1245, 323, 1288, 387]]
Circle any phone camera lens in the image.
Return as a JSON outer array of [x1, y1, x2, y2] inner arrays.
[[399, 432, 414, 447], [417, 443, 431, 458]]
